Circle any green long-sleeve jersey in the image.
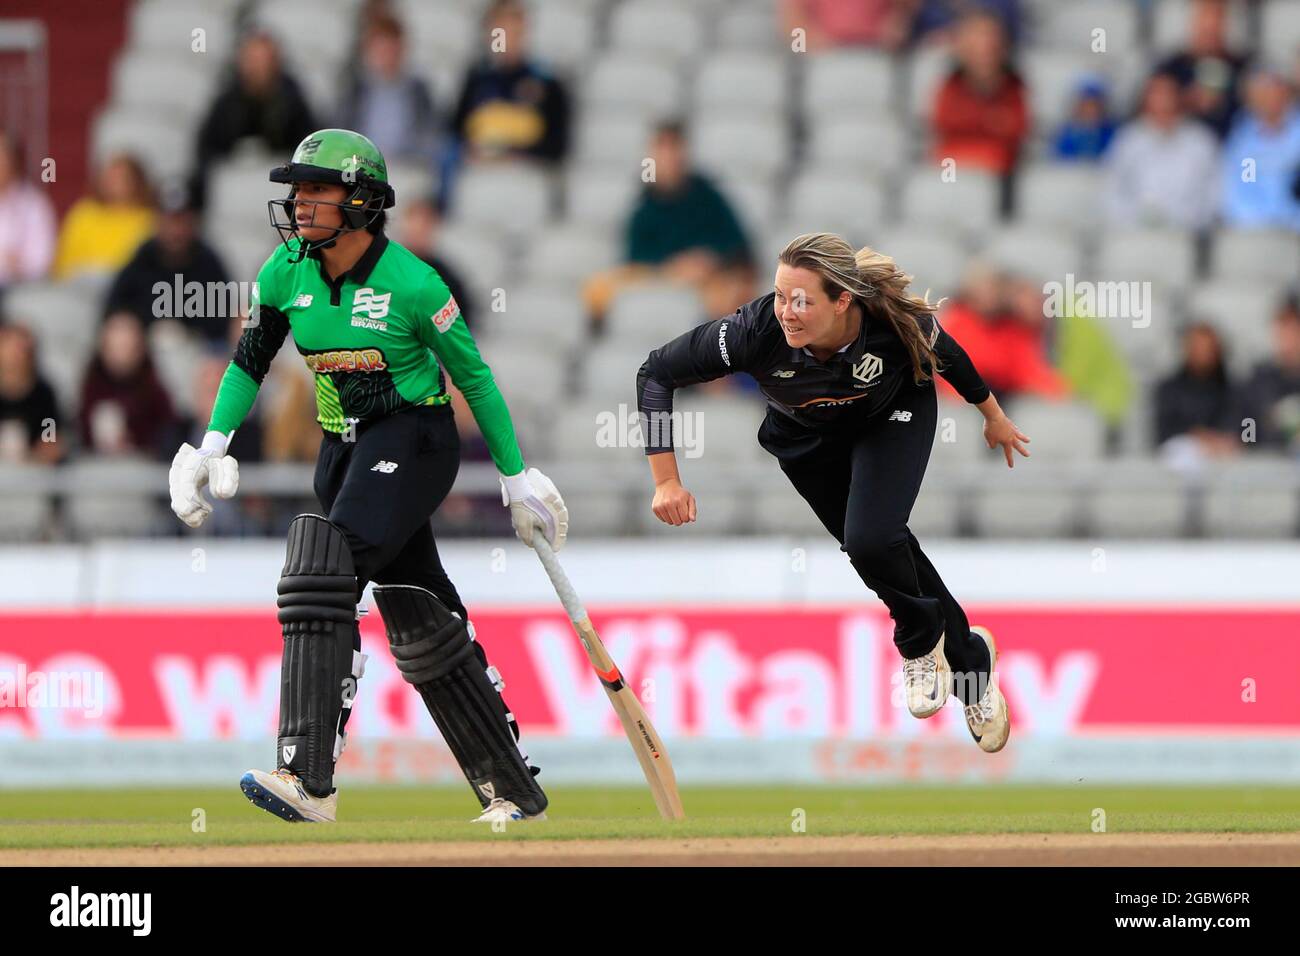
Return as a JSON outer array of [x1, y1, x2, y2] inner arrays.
[[206, 234, 524, 474]]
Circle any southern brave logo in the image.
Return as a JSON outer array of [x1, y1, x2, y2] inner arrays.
[[352, 287, 391, 320], [852, 352, 883, 385]]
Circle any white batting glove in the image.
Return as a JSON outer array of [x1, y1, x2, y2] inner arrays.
[[169, 430, 240, 529], [500, 467, 568, 551]]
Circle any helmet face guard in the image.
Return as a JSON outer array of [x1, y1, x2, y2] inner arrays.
[[267, 160, 396, 262]]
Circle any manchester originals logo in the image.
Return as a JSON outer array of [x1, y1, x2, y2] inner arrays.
[[852, 352, 883, 386]]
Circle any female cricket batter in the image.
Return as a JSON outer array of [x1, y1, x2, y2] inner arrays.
[[168, 129, 565, 824], [637, 233, 1027, 750]]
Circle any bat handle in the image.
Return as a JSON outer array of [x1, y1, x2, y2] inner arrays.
[[531, 536, 588, 624]]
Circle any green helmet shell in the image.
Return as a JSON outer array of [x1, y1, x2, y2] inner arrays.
[[269, 129, 395, 208]]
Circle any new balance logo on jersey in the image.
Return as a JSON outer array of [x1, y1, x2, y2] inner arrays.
[[370, 460, 399, 473], [888, 410, 913, 422], [293, 294, 313, 308], [352, 287, 391, 320], [772, 369, 796, 378]]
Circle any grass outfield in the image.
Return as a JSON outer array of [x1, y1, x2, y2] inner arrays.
[[0, 785, 1296, 849]]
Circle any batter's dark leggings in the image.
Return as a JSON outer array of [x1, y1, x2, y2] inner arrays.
[[776, 380, 990, 705], [311, 404, 517, 744]]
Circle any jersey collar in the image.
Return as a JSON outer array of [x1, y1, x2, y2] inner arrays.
[[307, 232, 389, 284]]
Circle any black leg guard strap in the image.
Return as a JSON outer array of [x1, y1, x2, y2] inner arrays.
[[276, 514, 357, 798], [373, 584, 547, 815]]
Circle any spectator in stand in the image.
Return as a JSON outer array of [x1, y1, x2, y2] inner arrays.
[[1154, 322, 1242, 467], [1220, 67, 1300, 231], [0, 324, 62, 464], [78, 310, 176, 458], [936, 262, 1065, 403], [583, 121, 754, 327], [1104, 70, 1220, 230], [1051, 76, 1118, 161], [338, 14, 439, 169], [0, 132, 56, 288], [1241, 296, 1300, 454], [191, 30, 318, 209], [779, 0, 913, 51], [180, 353, 262, 464], [395, 196, 476, 328], [1005, 273, 1134, 445], [930, 10, 1027, 211], [53, 154, 156, 280], [1157, 0, 1248, 140], [105, 183, 233, 345], [908, 0, 1022, 49], [450, 0, 569, 168]]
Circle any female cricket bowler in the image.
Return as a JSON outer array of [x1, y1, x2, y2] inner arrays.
[[168, 129, 565, 824], [637, 232, 1027, 750]]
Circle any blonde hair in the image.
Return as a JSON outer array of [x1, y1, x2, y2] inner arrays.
[[778, 232, 941, 384]]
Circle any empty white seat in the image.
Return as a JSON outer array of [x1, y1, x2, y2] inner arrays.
[[0, 488, 53, 542], [483, 282, 588, 353], [870, 230, 968, 300], [564, 166, 641, 228], [253, 0, 352, 65], [111, 51, 217, 119], [1096, 230, 1196, 287], [1202, 456, 1300, 537], [583, 54, 685, 116], [429, 223, 509, 302], [696, 52, 789, 113], [1085, 458, 1190, 537], [970, 482, 1079, 538], [1004, 399, 1107, 460], [450, 164, 554, 235], [905, 45, 953, 121], [522, 222, 620, 287], [92, 107, 194, 184], [985, 227, 1082, 284], [669, 391, 768, 465], [807, 116, 909, 174], [63, 458, 171, 540], [573, 111, 654, 168], [785, 170, 887, 244], [1016, 163, 1105, 233], [1035, 1, 1139, 53], [529, 0, 599, 70], [717, 1, 780, 50], [899, 168, 1000, 232], [394, 0, 478, 63], [1260, 0, 1300, 65], [716, 174, 779, 238], [1211, 230, 1300, 285], [608, 0, 705, 62], [129, 0, 238, 60], [692, 113, 789, 179], [803, 50, 896, 117], [581, 339, 657, 403], [606, 284, 706, 345], [474, 346, 568, 409]]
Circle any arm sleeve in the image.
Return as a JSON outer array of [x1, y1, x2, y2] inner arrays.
[[635, 312, 754, 454], [926, 314, 991, 405], [415, 271, 525, 475], [206, 265, 290, 436]]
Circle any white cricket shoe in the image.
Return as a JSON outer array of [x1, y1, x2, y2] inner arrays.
[[471, 797, 547, 824], [239, 768, 337, 823], [964, 626, 1010, 753], [902, 632, 950, 718]]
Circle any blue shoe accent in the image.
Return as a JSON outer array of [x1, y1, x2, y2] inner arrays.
[[239, 771, 309, 823]]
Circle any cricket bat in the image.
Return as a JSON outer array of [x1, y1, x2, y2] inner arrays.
[[531, 536, 686, 820]]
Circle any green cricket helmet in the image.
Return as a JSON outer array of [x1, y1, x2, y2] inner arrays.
[[267, 129, 396, 260]]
